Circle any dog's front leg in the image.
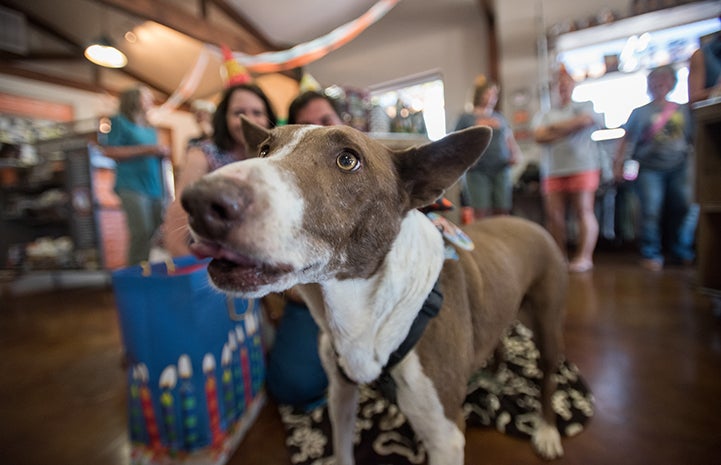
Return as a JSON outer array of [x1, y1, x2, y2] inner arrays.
[[318, 332, 358, 465], [395, 351, 465, 465]]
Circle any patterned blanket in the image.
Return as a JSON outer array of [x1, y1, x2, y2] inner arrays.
[[279, 322, 594, 464]]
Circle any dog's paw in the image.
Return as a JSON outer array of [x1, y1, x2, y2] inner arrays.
[[531, 420, 564, 460]]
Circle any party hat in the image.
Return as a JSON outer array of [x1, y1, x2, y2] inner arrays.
[[299, 71, 322, 93], [220, 44, 252, 86]]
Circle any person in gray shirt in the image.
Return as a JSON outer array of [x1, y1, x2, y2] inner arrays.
[[613, 65, 695, 271], [532, 66, 604, 273]]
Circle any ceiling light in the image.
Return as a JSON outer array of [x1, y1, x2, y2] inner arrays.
[[84, 36, 127, 68]]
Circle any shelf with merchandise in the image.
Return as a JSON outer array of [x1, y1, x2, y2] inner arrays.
[[1, 132, 106, 275]]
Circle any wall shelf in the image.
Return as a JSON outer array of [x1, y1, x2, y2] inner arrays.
[[552, 0, 721, 52]]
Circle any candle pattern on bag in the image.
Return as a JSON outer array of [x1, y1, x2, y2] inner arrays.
[[128, 365, 145, 443], [227, 330, 245, 418], [137, 363, 162, 452], [247, 311, 264, 397], [159, 366, 179, 453], [236, 325, 253, 410], [220, 343, 237, 429], [178, 354, 200, 451], [203, 353, 225, 448], [116, 257, 268, 461]]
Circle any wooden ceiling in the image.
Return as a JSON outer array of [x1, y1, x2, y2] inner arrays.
[[0, 0, 496, 103], [0, 0, 298, 99]]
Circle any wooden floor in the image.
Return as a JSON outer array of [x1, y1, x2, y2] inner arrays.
[[1, 250, 720, 465]]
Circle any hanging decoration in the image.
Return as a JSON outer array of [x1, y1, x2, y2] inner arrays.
[[150, 46, 211, 119], [227, 0, 400, 73], [151, 0, 400, 114], [220, 44, 253, 86]]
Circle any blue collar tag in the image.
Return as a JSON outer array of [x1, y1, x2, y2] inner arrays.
[[444, 244, 459, 261]]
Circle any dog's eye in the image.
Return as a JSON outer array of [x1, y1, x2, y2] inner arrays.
[[336, 150, 361, 172], [259, 144, 270, 157]]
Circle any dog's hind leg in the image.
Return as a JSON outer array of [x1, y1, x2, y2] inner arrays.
[[394, 351, 465, 465], [318, 333, 359, 465], [531, 347, 564, 460]]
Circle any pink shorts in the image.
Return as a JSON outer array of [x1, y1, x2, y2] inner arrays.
[[542, 170, 600, 194]]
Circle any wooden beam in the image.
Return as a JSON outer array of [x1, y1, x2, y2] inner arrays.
[[0, 62, 183, 105], [1, 1, 173, 94], [26, 52, 79, 61], [0, 63, 108, 94], [0, 0, 299, 97], [198, 0, 208, 19], [477, 0, 499, 88], [0, 51, 80, 61], [1, 0, 83, 52], [94, 0, 272, 54]]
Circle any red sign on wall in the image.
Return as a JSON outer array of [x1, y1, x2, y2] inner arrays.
[[0, 92, 74, 122]]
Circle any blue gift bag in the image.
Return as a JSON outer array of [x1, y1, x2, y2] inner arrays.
[[111, 255, 265, 465]]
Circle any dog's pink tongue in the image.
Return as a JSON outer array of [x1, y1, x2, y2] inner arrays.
[[190, 241, 247, 262], [189, 241, 222, 260], [189, 241, 254, 266]]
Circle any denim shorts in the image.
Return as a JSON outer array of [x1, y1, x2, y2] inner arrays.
[[465, 169, 512, 210]]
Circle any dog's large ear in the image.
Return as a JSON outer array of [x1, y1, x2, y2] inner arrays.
[[240, 115, 270, 153], [395, 126, 492, 210]]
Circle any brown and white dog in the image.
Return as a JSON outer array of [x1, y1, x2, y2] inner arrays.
[[181, 117, 568, 464]]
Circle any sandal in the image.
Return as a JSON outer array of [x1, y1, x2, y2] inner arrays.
[[568, 259, 593, 273]]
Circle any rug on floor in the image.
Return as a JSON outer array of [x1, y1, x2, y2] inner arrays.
[[279, 322, 594, 465]]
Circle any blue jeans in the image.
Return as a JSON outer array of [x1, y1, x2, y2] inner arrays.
[[634, 165, 694, 263], [116, 190, 164, 266], [266, 301, 327, 408]]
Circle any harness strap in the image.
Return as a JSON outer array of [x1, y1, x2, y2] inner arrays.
[[336, 278, 444, 404], [384, 278, 443, 371]]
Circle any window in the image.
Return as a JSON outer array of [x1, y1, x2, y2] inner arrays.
[[367, 70, 446, 140], [559, 16, 720, 130]]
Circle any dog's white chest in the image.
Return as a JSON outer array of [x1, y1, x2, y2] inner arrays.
[[320, 211, 444, 384]]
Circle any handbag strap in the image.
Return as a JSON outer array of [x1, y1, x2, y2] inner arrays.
[[140, 259, 176, 276], [227, 296, 255, 321], [644, 101, 678, 142]]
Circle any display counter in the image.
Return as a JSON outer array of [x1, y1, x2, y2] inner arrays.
[[692, 97, 721, 302]]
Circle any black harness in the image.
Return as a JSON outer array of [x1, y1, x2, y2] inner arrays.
[[337, 278, 444, 404]]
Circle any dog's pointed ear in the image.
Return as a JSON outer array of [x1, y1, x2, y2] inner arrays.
[[240, 115, 270, 153], [395, 126, 492, 210]]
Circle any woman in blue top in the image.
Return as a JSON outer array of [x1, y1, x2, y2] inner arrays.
[[455, 76, 522, 222], [100, 85, 170, 266]]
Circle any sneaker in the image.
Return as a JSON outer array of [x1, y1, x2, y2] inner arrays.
[[639, 258, 663, 271]]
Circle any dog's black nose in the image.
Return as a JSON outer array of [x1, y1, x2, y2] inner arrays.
[[181, 177, 249, 239]]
